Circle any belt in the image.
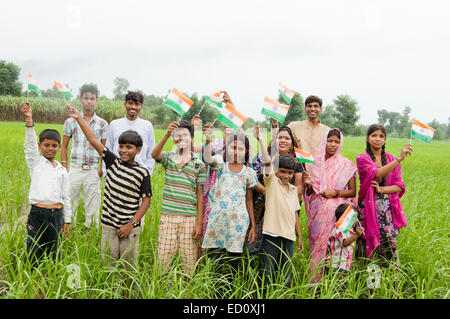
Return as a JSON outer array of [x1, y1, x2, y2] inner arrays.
[[33, 203, 63, 209], [70, 163, 99, 170]]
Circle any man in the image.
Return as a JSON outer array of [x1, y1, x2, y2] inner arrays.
[[287, 95, 330, 156], [103, 90, 155, 177], [61, 83, 108, 231]]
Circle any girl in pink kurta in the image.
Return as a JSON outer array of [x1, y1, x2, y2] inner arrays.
[[303, 129, 357, 282]]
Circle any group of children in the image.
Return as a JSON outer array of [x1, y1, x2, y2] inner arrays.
[[22, 88, 396, 292]]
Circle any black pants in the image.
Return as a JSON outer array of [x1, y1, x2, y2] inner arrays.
[[26, 205, 64, 267]]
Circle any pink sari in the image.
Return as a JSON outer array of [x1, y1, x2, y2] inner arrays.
[[356, 152, 407, 258], [304, 129, 357, 281]]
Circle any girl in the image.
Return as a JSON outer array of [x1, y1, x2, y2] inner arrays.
[[356, 124, 413, 267], [201, 130, 257, 269], [303, 128, 357, 282]]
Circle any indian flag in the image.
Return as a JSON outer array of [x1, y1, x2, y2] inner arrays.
[[261, 96, 290, 123], [411, 120, 435, 143], [53, 81, 73, 99], [334, 205, 358, 234], [27, 73, 42, 99], [278, 83, 295, 104], [294, 147, 315, 164], [163, 88, 194, 116], [217, 103, 248, 132], [205, 92, 223, 109]]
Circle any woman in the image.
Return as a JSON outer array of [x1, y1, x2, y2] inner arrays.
[[356, 124, 412, 267], [249, 120, 305, 253], [303, 128, 357, 282]]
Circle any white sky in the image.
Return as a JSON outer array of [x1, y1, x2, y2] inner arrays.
[[2, 0, 450, 124]]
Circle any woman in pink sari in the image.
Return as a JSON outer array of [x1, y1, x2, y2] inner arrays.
[[303, 128, 357, 282], [356, 124, 412, 266]]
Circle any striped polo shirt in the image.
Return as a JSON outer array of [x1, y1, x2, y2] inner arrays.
[[158, 151, 206, 217], [101, 147, 152, 229]]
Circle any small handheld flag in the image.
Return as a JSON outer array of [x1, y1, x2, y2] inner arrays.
[[335, 205, 358, 234], [411, 120, 435, 143], [28, 73, 42, 99], [261, 96, 290, 123], [53, 81, 73, 99], [163, 88, 194, 117], [278, 83, 295, 104], [205, 92, 223, 109], [217, 103, 248, 132], [294, 147, 315, 164]]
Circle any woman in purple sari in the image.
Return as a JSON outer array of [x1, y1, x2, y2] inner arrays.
[[356, 124, 413, 267]]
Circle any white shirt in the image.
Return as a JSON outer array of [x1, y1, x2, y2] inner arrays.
[[103, 116, 155, 175], [24, 127, 72, 223]]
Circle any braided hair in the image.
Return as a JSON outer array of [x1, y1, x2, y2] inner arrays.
[[366, 124, 387, 186]]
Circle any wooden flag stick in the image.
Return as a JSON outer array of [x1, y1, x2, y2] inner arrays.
[[196, 101, 207, 116]]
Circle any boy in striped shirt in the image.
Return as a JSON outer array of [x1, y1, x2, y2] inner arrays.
[[66, 105, 151, 266], [152, 120, 206, 276]]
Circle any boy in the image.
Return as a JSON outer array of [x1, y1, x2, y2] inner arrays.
[[61, 83, 108, 231], [151, 120, 206, 276], [255, 126, 303, 288], [22, 102, 71, 266], [66, 105, 151, 266], [104, 90, 155, 176], [326, 203, 364, 277]]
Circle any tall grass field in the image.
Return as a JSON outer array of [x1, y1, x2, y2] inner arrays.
[[0, 121, 448, 299]]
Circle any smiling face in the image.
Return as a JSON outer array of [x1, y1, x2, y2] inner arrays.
[[118, 143, 141, 163], [276, 130, 293, 154], [124, 100, 142, 120], [325, 135, 341, 158], [305, 101, 322, 121], [367, 129, 386, 151], [275, 167, 295, 185], [38, 139, 60, 161], [80, 92, 97, 114], [173, 127, 193, 151]]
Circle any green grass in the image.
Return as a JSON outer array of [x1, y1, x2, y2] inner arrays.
[[0, 122, 448, 299]]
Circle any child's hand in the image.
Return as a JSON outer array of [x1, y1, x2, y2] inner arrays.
[[271, 120, 279, 129], [191, 222, 202, 240], [254, 125, 262, 141], [220, 90, 233, 105], [191, 115, 202, 129], [167, 121, 179, 135], [355, 226, 364, 237], [21, 102, 32, 119], [66, 105, 81, 120], [203, 123, 213, 140], [62, 223, 70, 238]]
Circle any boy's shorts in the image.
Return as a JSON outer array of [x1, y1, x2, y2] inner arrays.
[[157, 214, 199, 275], [101, 225, 140, 267]]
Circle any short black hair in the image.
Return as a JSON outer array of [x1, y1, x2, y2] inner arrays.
[[305, 95, 323, 107], [118, 130, 143, 148], [39, 129, 61, 144], [335, 203, 351, 221], [125, 90, 144, 105], [273, 153, 296, 171], [175, 120, 194, 138], [79, 83, 99, 98]]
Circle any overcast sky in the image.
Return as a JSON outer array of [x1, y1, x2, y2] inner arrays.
[[2, 0, 449, 124]]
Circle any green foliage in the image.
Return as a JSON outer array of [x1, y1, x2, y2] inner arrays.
[[333, 94, 360, 136], [281, 92, 305, 124], [319, 104, 337, 128], [113, 77, 130, 101], [377, 106, 412, 138], [427, 119, 448, 140], [0, 60, 22, 96]]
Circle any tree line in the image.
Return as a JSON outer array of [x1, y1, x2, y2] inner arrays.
[[1, 59, 449, 139]]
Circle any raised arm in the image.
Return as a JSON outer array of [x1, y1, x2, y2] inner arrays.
[[254, 125, 272, 175], [152, 121, 178, 161], [22, 103, 40, 170], [375, 144, 413, 178], [66, 105, 104, 155], [202, 123, 217, 166]]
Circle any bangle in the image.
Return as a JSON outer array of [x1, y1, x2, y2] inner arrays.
[[380, 187, 384, 194], [334, 190, 340, 198], [25, 123, 34, 127], [395, 157, 401, 163], [61, 160, 67, 163]]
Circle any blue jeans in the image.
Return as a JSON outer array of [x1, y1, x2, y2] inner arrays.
[[259, 234, 294, 288]]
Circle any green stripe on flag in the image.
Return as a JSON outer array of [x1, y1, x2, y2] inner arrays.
[[296, 157, 315, 164], [279, 90, 292, 104], [411, 130, 432, 143], [261, 107, 286, 124], [205, 96, 222, 109], [217, 113, 239, 131], [61, 91, 72, 99], [28, 84, 42, 99], [164, 99, 186, 116]]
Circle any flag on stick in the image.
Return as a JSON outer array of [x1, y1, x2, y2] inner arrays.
[[261, 96, 290, 123], [294, 147, 315, 164], [205, 92, 223, 109], [278, 83, 295, 104], [217, 103, 248, 132], [411, 120, 435, 143], [53, 81, 73, 99], [334, 205, 358, 234], [163, 88, 194, 116], [28, 73, 42, 99]]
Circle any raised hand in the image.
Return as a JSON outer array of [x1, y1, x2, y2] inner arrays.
[[21, 102, 32, 119], [398, 144, 413, 161], [203, 123, 214, 139], [254, 125, 262, 141], [166, 121, 179, 136], [221, 90, 233, 105], [66, 104, 81, 120]]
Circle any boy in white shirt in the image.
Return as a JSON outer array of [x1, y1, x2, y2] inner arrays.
[[22, 103, 71, 266]]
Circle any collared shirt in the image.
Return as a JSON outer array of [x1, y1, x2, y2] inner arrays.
[[326, 228, 355, 272], [288, 120, 330, 156], [157, 151, 207, 217], [262, 172, 301, 242], [24, 127, 72, 223], [104, 116, 155, 175], [63, 112, 108, 164]]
